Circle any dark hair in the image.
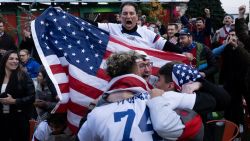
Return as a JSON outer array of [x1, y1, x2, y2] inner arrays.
[[39, 65, 48, 90], [168, 23, 178, 30], [158, 61, 182, 83], [120, 2, 139, 14], [196, 17, 205, 23], [0, 50, 24, 83], [47, 113, 67, 133]]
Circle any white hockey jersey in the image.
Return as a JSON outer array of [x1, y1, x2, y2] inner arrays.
[[78, 92, 184, 141], [98, 23, 166, 50]]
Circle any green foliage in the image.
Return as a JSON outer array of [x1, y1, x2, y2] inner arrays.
[[185, 0, 226, 30], [139, 0, 164, 23]]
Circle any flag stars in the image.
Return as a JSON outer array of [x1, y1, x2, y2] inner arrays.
[[40, 21, 44, 25], [63, 15, 66, 19], [45, 36, 48, 40], [50, 31, 53, 35], [85, 58, 90, 62], [186, 75, 190, 80], [176, 70, 180, 74], [85, 36, 89, 40], [58, 27, 62, 31], [63, 36, 67, 40], [46, 46, 50, 50], [90, 45, 94, 49], [46, 23, 49, 26], [101, 32, 104, 35], [49, 13, 53, 16], [68, 45, 72, 49], [42, 34, 44, 38], [95, 53, 99, 57], [81, 27, 84, 31], [77, 40, 81, 44], [81, 22, 85, 25], [181, 72, 185, 77], [180, 79, 183, 84], [64, 53, 68, 56], [90, 66, 93, 70], [76, 60, 80, 63], [54, 40, 58, 44], [88, 28, 91, 31], [72, 53, 76, 56], [59, 47, 63, 50], [53, 18, 57, 22], [72, 31, 76, 35], [81, 49, 85, 53], [67, 23, 71, 27], [98, 40, 102, 44]]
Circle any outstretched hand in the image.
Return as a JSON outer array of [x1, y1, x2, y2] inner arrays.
[[238, 5, 246, 18], [204, 8, 210, 17]]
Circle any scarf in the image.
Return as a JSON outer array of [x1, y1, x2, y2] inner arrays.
[[97, 74, 151, 106]]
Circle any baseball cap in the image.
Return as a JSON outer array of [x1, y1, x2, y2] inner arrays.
[[224, 14, 234, 20], [175, 28, 192, 37]]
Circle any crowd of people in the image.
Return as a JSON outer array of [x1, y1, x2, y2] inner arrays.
[[0, 1, 249, 141]]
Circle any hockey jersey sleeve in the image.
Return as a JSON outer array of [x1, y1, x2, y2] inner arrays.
[[32, 121, 50, 141], [147, 96, 184, 140], [77, 112, 98, 141], [146, 91, 197, 140]]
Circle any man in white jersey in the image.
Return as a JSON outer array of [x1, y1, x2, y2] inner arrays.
[[148, 62, 230, 140], [77, 51, 203, 141], [88, 2, 182, 53]]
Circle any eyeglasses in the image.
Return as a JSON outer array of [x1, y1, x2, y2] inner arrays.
[[138, 62, 153, 69]]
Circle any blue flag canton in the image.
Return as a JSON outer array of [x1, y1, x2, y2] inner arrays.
[[34, 7, 109, 75], [172, 64, 201, 86]]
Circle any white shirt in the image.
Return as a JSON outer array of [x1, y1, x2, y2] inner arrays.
[[1, 83, 7, 93], [98, 23, 166, 50], [32, 121, 52, 141], [146, 91, 196, 140], [78, 92, 184, 141]]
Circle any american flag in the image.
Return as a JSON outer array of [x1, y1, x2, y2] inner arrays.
[[172, 64, 202, 91], [31, 7, 188, 133]]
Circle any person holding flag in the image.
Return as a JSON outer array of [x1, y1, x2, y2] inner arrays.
[[30, 6, 189, 133], [92, 2, 183, 53]]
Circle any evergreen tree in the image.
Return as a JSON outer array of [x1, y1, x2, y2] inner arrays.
[[185, 0, 226, 30]]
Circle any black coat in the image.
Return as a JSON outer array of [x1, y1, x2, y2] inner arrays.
[[235, 18, 250, 93], [0, 71, 35, 118]]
